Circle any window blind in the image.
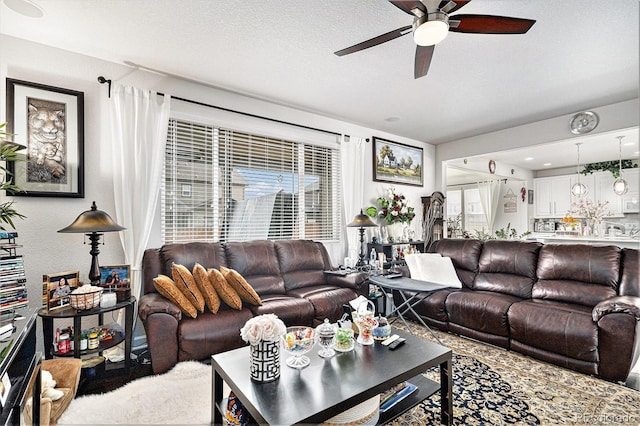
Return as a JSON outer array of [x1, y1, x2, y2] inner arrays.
[[162, 118, 342, 244]]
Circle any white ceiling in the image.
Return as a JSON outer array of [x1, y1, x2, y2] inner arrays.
[[1, 0, 638, 173]]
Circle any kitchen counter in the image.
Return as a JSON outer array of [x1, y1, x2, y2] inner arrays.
[[528, 233, 640, 249]]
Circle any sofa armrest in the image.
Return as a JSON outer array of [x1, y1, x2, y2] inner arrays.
[[138, 292, 182, 322], [592, 295, 640, 322], [326, 271, 369, 294]]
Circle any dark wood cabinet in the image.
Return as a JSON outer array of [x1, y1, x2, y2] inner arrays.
[[0, 309, 41, 426], [422, 191, 446, 248]]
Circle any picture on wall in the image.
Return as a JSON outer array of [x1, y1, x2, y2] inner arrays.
[[99, 264, 130, 289], [5, 78, 84, 198], [373, 136, 423, 187], [43, 270, 80, 311]]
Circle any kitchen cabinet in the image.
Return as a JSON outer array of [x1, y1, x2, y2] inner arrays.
[[620, 168, 639, 213], [534, 176, 571, 218], [593, 171, 623, 217]]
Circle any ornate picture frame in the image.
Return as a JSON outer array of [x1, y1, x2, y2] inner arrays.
[[373, 136, 423, 187], [6, 78, 84, 198]]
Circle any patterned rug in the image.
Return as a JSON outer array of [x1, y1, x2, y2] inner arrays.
[[390, 325, 640, 426]]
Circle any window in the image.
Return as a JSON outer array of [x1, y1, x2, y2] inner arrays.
[[163, 118, 341, 243], [446, 187, 488, 235]]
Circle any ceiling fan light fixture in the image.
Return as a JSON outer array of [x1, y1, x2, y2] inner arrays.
[[413, 13, 449, 46]]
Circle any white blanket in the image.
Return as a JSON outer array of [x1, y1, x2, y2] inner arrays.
[[404, 253, 462, 288]]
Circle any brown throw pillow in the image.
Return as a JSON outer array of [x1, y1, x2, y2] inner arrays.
[[153, 274, 197, 319], [171, 263, 205, 312], [220, 266, 262, 306], [192, 263, 221, 314], [208, 268, 242, 310]]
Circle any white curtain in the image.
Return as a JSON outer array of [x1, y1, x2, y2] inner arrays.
[[477, 180, 503, 233], [340, 135, 367, 264], [107, 85, 171, 360]]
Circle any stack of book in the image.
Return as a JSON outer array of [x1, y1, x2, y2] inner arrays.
[[0, 231, 28, 313]]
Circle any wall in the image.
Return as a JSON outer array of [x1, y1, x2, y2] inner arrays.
[[0, 35, 434, 345]]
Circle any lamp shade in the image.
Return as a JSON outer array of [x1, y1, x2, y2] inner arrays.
[[347, 209, 377, 228], [58, 201, 125, 233]]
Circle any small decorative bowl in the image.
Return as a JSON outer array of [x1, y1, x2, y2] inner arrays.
[[281, 326, 316, 369]]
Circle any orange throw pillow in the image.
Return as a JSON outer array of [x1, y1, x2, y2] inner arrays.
[[208, 268, 242, 310], [172, 263, 205, 312], [153, 274, 197, 319], [220, 266, 262, 306], [193, 263, 221, 314]]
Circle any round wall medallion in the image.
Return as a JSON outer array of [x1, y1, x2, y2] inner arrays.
[[488, 160, 496, 174], [570, 111, 599, 134]]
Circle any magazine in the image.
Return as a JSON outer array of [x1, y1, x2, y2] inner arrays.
[[380, 381, 418, 412]]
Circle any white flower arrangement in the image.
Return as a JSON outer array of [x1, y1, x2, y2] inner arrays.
[[240, 314, 287, 346]]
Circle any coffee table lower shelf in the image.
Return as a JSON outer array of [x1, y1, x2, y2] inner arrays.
[[215, 373, 440, 425], [378, 374, 440, 425]]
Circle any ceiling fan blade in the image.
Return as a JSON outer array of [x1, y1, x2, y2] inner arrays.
[[388, 0, 426, 16], [334, 25, 412, 56], [449, 14, 536, 34], [414, 44, 435, 79], [439, 0, 471, 14]]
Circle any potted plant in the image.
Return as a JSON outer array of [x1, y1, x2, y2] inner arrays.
[[0, 122, 26, 229]]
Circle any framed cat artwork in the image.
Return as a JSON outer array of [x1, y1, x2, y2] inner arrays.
[[5, 78, 84, 198]]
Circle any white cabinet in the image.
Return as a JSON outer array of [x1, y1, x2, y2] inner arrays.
[[619, 168, 639, 213], [593, 171, 623, 217], [534, 176, 571, 218]]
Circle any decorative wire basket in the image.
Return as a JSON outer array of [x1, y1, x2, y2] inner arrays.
[[70, 288, 103, 310]]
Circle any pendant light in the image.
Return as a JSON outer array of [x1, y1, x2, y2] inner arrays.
[[613, 136, 629, 195], [571, 142, 588, 196]]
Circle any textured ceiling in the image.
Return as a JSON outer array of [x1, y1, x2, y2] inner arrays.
[[0, 0, 638, 148]]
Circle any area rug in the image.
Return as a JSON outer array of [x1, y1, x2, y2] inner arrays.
[[58, 328, 639, 425]]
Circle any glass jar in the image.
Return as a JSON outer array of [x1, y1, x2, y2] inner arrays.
[[316, 318, 336, 358], [80, 332, 88, 350], [88, 332, 99, 350], [334, 327, 354, 352]]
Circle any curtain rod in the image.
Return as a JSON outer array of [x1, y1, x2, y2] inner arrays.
[[447, 178, 508, 188], [97, 75, 366, 141]]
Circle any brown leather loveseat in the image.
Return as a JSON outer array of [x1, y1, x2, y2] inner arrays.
[[139, 239, 367, 374], [403, 239, 639, 382]]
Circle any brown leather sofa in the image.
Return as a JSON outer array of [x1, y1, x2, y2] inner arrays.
[[139, 239, 367, 374], [401, 239, 640, 382]]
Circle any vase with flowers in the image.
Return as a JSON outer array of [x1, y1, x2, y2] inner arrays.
[[568, 198, 613, 237], [366, 187, 415, 242], [240, 313, 287, 382]]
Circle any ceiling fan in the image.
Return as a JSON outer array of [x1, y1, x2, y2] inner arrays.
[[334, 0, 536, 79]]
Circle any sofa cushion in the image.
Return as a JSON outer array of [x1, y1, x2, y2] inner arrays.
[[275, 240, 331, 291], [475, 240, 541, 298], [193, 263, 221, 314], [224, 241, 286, 295], [247, 295, 315, 326], [172, 264, 205, 312], [509, 299, 598, 363], [287, 285, 359, 325], [160, 242, 226, 274], [445, 289, 521, 337], [153, 275, 197, 319], [220, 266, 262, 306], [533, 244, 620, 307], [432, 239, 483, 287], [208, 269, 242, 310]]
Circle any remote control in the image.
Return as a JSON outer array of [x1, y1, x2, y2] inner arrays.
[[381, 334, 400, 346], [388, 338, 405, 350]]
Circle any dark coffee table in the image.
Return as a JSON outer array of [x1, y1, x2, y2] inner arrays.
[[211, 330, 453, 425]]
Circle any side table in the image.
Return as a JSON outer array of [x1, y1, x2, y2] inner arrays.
[[38, 297, 136, 374]]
